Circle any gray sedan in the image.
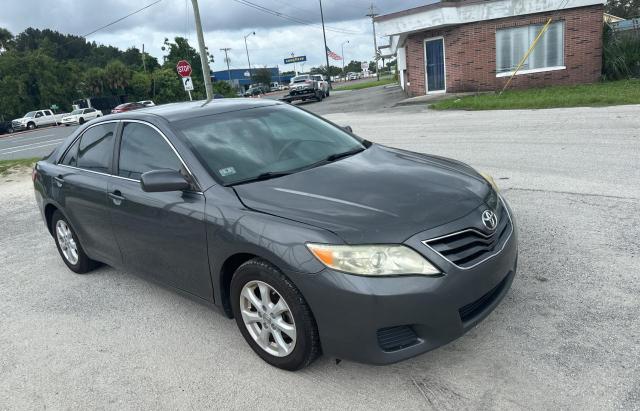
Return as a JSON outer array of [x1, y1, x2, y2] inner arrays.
[[33, 99, 517, 370]]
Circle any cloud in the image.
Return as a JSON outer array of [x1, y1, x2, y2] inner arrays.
[[0, 0, 435, 68]]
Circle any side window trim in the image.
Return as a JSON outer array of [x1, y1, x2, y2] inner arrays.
[[117, 120, 201, 191], [57, 120, 121, 171]]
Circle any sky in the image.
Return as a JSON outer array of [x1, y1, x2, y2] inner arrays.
[[0, 0, 437, 72]]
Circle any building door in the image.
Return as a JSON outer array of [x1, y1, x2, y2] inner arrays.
[[425, 38, 446, 93]]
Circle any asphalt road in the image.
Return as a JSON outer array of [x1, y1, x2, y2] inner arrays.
[[1, 103, 639, 409], [0, 126, 78, 161], [0, 85, 405, 161]]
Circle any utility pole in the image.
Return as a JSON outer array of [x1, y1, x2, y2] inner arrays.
[[319, 0, 332, 87], [341, 40, 349, 78], [366, 3, 380, 81], [220, 47, 232, 81], [291, 52, 297, 75], [142, 43, 147, 73], [244, 32, 256, 80], [191, 0, 213, 100]]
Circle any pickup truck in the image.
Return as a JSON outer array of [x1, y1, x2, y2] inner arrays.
[[12, 109, 66, 131], [311, 74, 330, 97], [280, 75, 324, 103]]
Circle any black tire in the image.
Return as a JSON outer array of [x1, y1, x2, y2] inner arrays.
[[326, 89, 330, 97], [78, 117, 85, 125], [316, 90, 323, 101], [231, 258, 320, 371], [51, 210, 98, 274], [7, 127, 13, 134], [27, 122, 36, 130]]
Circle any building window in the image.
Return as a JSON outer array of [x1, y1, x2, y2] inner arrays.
[[496, 21, 565, 75]]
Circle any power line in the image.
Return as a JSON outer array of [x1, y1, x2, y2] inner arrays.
[[230, 0, 360, 35], [82, 0, 163, 38]]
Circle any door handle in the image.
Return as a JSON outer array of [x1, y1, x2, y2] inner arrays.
[[108, 191, 125, 206], [54, 175, 64, 187]]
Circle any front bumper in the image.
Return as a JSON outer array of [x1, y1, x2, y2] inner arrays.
[[289, 199, 519, 365], [12, 122, 27, 131], [61, 118, 78, 125]]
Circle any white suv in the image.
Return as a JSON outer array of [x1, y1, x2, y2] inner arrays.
[[61, 108, 102, 126]]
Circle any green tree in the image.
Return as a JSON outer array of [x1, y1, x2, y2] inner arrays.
[[129, 71, 152, 100], [212, 81, 236, 97], [104, 60, 131, 94], [606, 0, 640, 18], [251, 68, 272, 86], [152, 68, 187, 104]]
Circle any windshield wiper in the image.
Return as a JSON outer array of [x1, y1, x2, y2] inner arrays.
[[326, 147, 366, 162], [229, 171, 291, 186]]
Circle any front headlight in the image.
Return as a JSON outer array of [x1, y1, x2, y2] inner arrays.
[[306, 244, 440, 276], [480, 172, 499, 192]]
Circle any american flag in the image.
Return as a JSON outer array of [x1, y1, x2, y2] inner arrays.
[[326, 46, 342, 61]]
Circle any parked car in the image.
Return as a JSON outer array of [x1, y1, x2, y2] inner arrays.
[[269, 82, 281, 92], [347, 72, 358, 81], [244, 86, 267, 97], [61, 108, 103, 126], [111, 102, 146, 114], [138, 100, 156, 107], [12, 109, 66, 131], [281, 75, 324, 103], [311, 74, 330, 97], [0, 118, 14, 135], [33, 99, 517, 371]]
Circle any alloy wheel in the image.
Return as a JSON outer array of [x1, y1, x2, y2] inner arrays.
[[239, 280, 297, 357], [56, 220, 79, 265]]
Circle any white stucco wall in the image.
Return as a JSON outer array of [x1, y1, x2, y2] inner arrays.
[[378, 0, 606, 53]]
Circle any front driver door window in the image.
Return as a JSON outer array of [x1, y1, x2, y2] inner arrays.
[[108, 122, 210, 298]]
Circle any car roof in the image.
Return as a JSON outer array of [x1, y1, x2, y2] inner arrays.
[[106, 98, 281, 122]]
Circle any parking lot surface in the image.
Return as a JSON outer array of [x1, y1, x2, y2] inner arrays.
[[1, 104, 639, 409]]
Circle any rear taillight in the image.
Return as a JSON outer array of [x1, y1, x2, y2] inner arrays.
[[32, 166, 38, 183]]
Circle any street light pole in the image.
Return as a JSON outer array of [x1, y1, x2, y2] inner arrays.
[[319, 0, 332, 87], [341, 40, 349, 78], [191, 0, 213, 100], [220, 47, 232, 81], [366, 3, 380, 81], [244, 31, 255, 80]]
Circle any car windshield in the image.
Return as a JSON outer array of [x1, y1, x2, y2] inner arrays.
[[71, 109, 83, 115], [292, 76, 309, 83], [24, 111, 36, 118], [174, 105, 365, 185]]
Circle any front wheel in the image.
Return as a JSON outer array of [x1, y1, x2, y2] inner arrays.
[[27, 122, 36, 130], [78, 117, 85, 125], [231, 258, 320, 371]]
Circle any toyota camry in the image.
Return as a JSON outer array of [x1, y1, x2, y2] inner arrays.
[[33, 99, 517, 370]]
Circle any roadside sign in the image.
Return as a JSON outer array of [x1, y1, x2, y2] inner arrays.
[[244, 71, 251, 77], [176, 60, 192, 78], [284, 56, 306, 64], [182, 76, 194, 91], [361, 62, 368, 70]]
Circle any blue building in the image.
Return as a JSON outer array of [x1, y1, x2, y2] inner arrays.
[[211, 67, 295, 91]]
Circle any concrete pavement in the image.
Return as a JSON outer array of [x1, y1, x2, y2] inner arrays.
[[1, 104, 639, 409]]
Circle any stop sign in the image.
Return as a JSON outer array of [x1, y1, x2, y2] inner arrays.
[[176, 60, 192, 78]]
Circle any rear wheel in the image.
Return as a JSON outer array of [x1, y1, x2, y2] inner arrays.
[[231, 258, 320, 370], [7, 127, 13, 134], [52, 211, 98, 274]]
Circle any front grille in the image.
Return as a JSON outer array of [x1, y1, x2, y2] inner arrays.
[[422, 201, 512, 269], [458, 274, 509, 322], [377, 325, 419, 352]]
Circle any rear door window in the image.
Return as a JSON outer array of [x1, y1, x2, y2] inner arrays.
[[77, 123, 116, 173], [118, 122, 182, 180], [60, 138, 80, 167]]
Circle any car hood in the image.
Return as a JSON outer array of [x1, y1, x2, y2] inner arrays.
[[233, 144, 492, 244]]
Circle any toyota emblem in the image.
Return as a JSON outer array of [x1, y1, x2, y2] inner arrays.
[[481, 210, 498, 231]]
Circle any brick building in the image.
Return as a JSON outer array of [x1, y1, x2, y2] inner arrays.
[[375, 0, 605, 96]]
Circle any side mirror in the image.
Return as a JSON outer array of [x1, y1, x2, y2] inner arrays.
[[140, 170, 190, 193], [342, 125, 353, 133]]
